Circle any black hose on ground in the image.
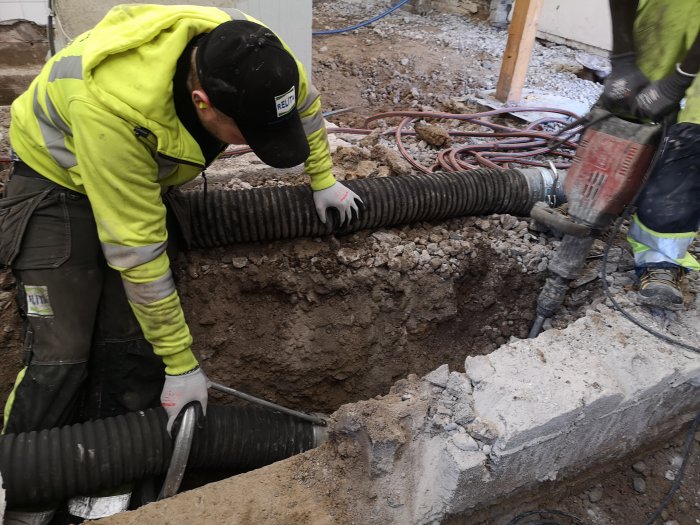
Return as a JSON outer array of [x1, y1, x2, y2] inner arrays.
[[0, 405, 319, 508], [183, 168, 563, 248]]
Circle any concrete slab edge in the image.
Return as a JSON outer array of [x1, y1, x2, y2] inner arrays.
[[403, 305, 700, 523]]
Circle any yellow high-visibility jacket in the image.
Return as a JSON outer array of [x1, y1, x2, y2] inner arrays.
[[9, 4, 335, 374], [635, 0, 700, 124]]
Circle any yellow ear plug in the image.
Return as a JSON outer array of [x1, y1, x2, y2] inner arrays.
[[198, 102, 208, 109]]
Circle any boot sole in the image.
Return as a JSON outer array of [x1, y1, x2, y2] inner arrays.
[[637, 293, 684, 311]]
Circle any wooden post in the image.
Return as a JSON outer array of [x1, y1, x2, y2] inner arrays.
[[495, 0, 544, 104]]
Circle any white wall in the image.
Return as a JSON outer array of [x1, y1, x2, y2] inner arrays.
[[537, 0, 612, 53], [236, 0, 312, 75], [219, 0, 313, 76], [0, 0, 48, 24], [0, 0, 312, 75]]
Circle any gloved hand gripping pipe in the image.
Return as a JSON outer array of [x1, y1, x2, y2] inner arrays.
[[0, 405, 325, 508]]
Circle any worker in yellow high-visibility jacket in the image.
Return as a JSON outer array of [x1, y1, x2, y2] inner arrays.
[[1, 5, 361, 522], [600, 0, 700, 309]]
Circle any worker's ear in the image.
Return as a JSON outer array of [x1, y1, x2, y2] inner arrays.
[[192, 90, 211, 111]]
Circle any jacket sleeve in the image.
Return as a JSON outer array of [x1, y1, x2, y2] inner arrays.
[[69, 99, 198, 375], [296, 65, 337, 191]]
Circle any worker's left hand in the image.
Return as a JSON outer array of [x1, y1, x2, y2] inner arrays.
[[161, 366, 210, 436], [313, 181, 363, 226], [599, 53, 649, 113], [631, 69, 695, 121]]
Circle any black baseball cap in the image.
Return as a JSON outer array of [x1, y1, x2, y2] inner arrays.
[[196, 20, 310, 168]]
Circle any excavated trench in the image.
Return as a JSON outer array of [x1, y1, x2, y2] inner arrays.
[[177, 230, 543, 416], [167, 200, 550, 494], [173, 167, 559, 418]]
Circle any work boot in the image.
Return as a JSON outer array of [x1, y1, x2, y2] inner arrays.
[[637, 266, 685, 310]]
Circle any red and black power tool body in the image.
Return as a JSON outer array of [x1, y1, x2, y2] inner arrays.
[[565, 107, 661, 229], [529, 108, 662, 337]]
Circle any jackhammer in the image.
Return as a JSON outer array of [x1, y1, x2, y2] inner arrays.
[[528, 107, 662, 338]]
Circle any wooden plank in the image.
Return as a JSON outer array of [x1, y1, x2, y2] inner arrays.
[[495, 0, 544, 104]]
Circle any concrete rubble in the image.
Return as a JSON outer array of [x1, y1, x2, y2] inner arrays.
[[335, 307, 700, 523], [101, 298, 700, 524]]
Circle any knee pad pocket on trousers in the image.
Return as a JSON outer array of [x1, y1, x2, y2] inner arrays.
[[13, 192, 72, 270], [27, 363, 88, 389]]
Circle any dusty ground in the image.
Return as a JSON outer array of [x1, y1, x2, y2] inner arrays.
[[1, 1, 700, 524]]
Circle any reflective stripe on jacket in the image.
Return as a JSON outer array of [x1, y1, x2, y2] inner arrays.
[[9, 4, 334, 374]]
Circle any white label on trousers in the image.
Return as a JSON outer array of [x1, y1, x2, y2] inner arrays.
[[25, 285, 54, 317]]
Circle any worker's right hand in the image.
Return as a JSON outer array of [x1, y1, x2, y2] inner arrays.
[[630, 68, 695, 122], [599, 53, 649, 113], [313, 181, 363, 226], [161, 366, 210, 435]]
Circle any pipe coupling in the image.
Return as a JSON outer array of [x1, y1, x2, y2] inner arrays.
[[519, 166, 567, 208]]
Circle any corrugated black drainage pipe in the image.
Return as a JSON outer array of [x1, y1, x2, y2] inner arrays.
[[0, 405, 322, 508], [180, 168, 566, 248]]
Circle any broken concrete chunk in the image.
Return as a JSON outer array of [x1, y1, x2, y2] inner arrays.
[[231, 257, 248, 269], [537, 470, 559, 482], [465, 418, 498, 444], [571, 270, 599, 288], [446, 371, 473, 397], [452, 433, 479, 452], [499, 215, 519, 231], [336, 248, 363, 264], [370, 441, 401, 477], [431, 413, 451, 428], [475, 219, 491, 231], [436, 405, 452, 416], [358, 129, 383, 148], [424, 364, 449, 388], [452, 402, 475, 426], [332, 410, 363, 433], [370, 144, 413, 176], [371, 231, 402, 245], [414, 121, 451, 147], [464, 355, 495, 383]]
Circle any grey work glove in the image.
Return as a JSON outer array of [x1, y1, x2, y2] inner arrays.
[[631, 68, 695, 122], [313, 181, 363, 226], [161, 366, 210, 435], [599, 53, 649, 113]]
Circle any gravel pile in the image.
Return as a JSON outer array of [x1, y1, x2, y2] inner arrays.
[[314, 0, 603, 106]]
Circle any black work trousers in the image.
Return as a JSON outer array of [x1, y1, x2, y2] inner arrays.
[[1, 165, 166, 435], [636, 122, 700, 234]]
